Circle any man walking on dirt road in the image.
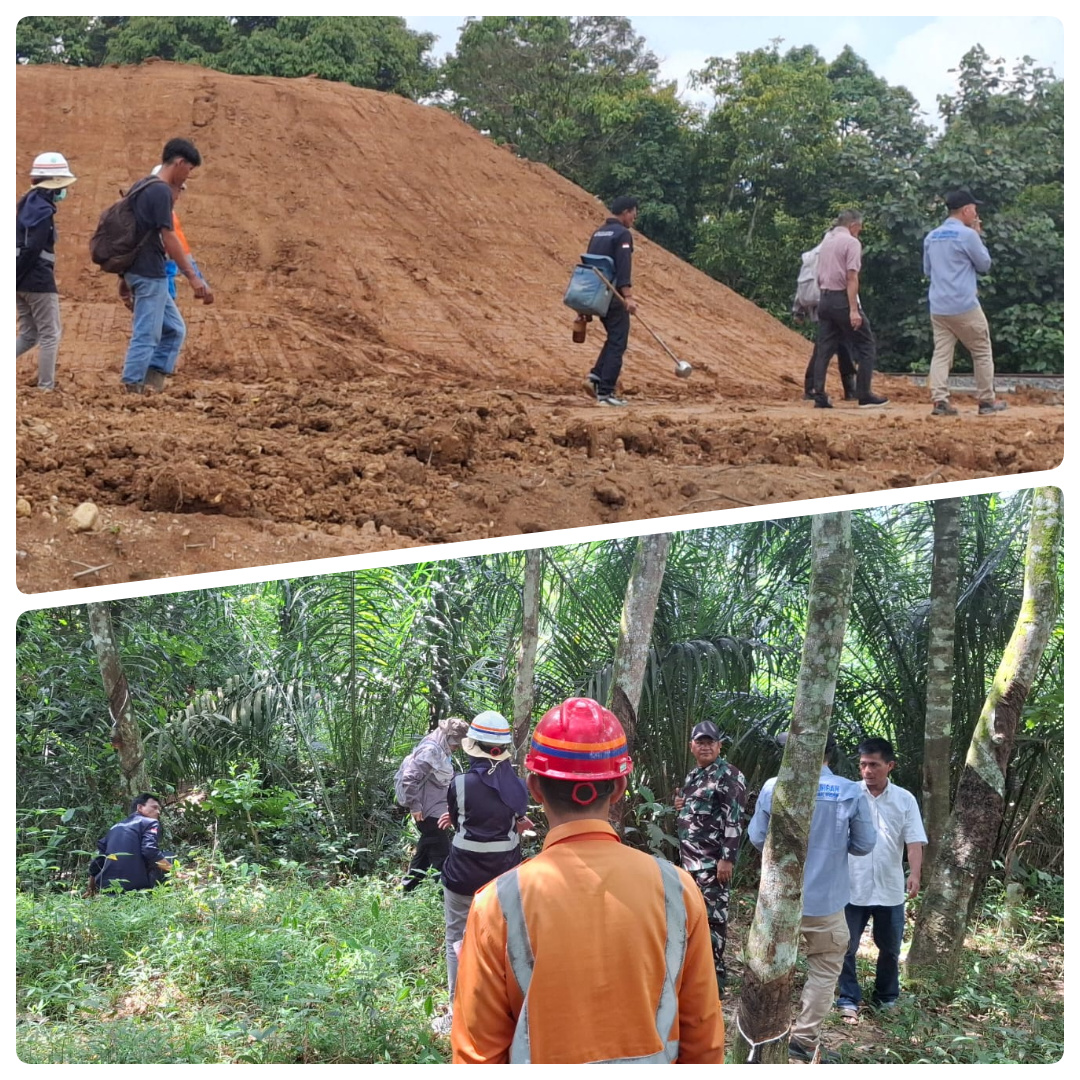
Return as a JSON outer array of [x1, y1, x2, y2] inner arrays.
[[923, 189, 1007, 417], [585, 196, 639, 408], [120, 138, 209, 394], [810, 210, 888, 410]]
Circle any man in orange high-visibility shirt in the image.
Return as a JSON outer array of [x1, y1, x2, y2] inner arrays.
[[451, 698, 725, 1064]]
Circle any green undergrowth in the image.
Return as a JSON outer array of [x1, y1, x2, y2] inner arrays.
[[16, 858, 452, 1064]]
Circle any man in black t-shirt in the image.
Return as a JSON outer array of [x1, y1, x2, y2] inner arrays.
[[585, 196, 639, 407], [120, 138, 208, 393]]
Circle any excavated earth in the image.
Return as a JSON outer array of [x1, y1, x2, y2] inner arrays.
[[15, 63, 1063, 594]]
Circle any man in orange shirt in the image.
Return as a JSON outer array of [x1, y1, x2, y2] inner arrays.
[[451, 698, 725, 1064]]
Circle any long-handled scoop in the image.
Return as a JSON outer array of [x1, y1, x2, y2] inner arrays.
[[587, 268, 693, 379]]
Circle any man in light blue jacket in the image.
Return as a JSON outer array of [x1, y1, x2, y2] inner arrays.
[[923, 188, 1007, 417], [749, 732, 877, 1062]]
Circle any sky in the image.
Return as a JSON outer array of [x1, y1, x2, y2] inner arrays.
[[404, 16, 1064, 127]]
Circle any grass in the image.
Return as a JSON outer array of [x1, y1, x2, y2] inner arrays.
[[16, 858, 452, 1064], [721, 876, 1064, 1065], [17, 859, 1064, 1064]]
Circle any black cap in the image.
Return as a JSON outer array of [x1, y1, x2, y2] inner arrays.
[[777, 731, 837, 753], [944, 188, 982, 211], [691, 721, 724, 742]]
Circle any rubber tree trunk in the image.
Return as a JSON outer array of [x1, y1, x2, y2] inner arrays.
[[907, 487, 1062, 985], [922, 497, 961, 877], [731, 512, 854, 1064], [606, 533, 672, 751], [87, 602, 150, 799], [513, 548, 543, 770]]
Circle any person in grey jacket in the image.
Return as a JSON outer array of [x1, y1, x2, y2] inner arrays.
[[398, 716, 469, 892], [748, 733, 877, 1062]]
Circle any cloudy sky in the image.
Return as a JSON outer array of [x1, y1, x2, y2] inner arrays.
[[405, 15, 1064, 127]]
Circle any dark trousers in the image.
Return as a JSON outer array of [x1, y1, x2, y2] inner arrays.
[[837, 902, 905, 1008], [590, 302, 631, 396], [403, 815, 450, 892], [804, 342, 856, 397], [812, 290, 877, 400]]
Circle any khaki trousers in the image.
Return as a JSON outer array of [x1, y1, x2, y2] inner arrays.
[[791, 909, 850, 1045], [929, 305, 996, 404]]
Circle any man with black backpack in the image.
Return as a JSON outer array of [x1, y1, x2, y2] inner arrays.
[[114, 138, 209, 393]]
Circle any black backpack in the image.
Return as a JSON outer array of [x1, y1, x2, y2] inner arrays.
[[89, 176, 167, 274]]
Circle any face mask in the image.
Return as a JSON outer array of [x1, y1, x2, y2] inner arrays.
[[53, 188, 68, 202]]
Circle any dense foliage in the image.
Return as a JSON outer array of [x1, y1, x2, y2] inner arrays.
[[17, 17, 1062, 371], [16, 493, 1062, 886]]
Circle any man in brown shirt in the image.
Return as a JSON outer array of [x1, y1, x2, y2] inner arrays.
[[810, 210, 888, 409]]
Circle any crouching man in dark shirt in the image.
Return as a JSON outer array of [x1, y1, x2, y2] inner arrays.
[[89, 793, 172, 893], [586, 196, 639, 407]]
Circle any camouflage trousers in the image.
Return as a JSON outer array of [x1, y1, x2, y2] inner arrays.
[[690, 868, 731, 987]]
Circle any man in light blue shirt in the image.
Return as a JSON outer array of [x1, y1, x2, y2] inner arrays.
[[923, 188, 1007, 417], [749, 732, 877, 1062]]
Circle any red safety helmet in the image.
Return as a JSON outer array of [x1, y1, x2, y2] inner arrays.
[[525, 697, 633, 781]]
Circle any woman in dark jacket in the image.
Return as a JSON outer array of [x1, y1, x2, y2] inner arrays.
[[16, 151, 76, 390]]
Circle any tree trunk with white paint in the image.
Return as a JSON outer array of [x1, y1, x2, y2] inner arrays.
[[923, 497, 961, 877], [907, 487, 1062, 984], [87, 602, 150, 798], [731, 512, 854, 1063], [512, 548, 543, 769]]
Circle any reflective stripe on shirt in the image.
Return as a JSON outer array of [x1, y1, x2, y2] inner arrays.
[[16, 248, 55, 263], [497, 856, 687, 1064], [451, 773, 520, 853]]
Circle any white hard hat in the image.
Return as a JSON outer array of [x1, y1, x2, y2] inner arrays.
[[30, 151, 77, 189]]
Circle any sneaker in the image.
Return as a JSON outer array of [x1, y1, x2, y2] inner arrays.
[[931, 400, 959, 416], [789, 1038, 840, 1064], [123, 382, 145, 395], [859, 394, 889, 408], [430, 1012, 453, 1036], [597, 394, 628, 407], [587, 373, 601, 388], [978, 400, 1008, 415], [144, 368, 168, 392], [803, 391, 816, 401], [813, 394, 833, 409]]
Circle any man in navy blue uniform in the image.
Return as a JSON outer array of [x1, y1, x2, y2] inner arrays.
[[89, 793, 172, 892], [433, 711, 531, 1035], [585, 196, 639, 407]]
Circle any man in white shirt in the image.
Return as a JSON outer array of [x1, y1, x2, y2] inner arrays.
[[837, 738, 927, 1018]]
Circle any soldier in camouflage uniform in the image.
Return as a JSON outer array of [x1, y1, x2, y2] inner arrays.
[[675, 720, 748, 992]]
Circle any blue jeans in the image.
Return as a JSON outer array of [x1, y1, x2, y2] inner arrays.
[[121, 272, 186, 385], [837, 902, 905, 1009]]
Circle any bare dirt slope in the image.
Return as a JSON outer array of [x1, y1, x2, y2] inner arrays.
[[15, 63, 1063, 593]]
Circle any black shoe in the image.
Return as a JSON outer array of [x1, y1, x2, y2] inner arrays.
[[859, 394, 889, 408], [814, 394, 833, 409], [789, 1038, 839, 1063], [931, 400, 959, 416], [587, 373, 601, 391], [597, 394, 628, 407], [803, 391, 816, 401], [978, 399, 1008, 415]]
